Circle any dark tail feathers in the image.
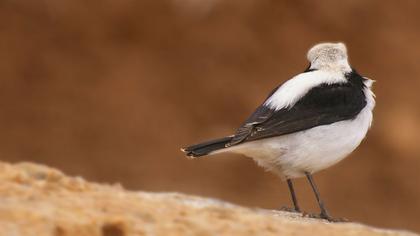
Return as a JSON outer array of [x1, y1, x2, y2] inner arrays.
[[181, 136, 232, 158]]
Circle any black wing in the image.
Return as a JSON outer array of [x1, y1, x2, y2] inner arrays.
[[227, 71, 367, 146]]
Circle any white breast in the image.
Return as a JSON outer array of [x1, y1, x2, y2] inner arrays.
[[227, 82, 375, 179]]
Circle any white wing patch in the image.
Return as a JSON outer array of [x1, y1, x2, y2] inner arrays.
[[264, 70, 347, 111]]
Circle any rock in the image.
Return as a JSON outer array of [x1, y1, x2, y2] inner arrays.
[[0, 162, 417, 236]]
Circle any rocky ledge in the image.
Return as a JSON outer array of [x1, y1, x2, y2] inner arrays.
[[0, 162, 417, 236]]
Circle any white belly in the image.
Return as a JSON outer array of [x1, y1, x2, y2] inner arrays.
[[226, 105, 373, 178]]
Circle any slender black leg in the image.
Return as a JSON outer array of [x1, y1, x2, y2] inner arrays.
[[281, 179, 301, 213], [305, 172, 332, 220], [287, 179, 301, 212]]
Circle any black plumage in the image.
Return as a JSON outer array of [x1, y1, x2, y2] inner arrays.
[[184, 69, 367, 157], [229, 70, 367, 145], [183, 136, 232, 157]]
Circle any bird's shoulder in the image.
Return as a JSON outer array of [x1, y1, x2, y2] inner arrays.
[[264, 69, 348, 110]]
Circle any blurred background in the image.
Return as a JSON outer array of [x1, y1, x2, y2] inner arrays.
[[0, 0, 419, 232]]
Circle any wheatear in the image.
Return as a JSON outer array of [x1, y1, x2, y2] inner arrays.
[[181, 42, 375, 221]]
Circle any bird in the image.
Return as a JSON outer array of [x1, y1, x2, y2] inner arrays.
[[181, 42, 375, 221]]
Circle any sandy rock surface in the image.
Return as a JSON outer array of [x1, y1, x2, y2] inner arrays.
[[0, 162, 417, 236]]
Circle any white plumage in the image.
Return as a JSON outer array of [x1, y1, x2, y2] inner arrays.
[[225, 81, 374, 178]]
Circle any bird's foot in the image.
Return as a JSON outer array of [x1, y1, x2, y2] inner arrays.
[[305, 212, 349, 222], [280, 206, 302, 214]]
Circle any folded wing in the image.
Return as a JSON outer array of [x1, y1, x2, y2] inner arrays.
[[228, 77, 367, 146]]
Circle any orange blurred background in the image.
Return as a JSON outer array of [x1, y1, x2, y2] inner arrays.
[[1, 0, 419, 232]]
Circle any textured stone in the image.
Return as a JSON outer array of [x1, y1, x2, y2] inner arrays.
[[0, 162, 417, 236]]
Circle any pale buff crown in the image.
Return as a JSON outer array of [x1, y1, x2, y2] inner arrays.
[[307, 42, 351, 72]]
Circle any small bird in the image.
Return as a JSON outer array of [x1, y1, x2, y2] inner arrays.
[[181, 42, 375, 221]]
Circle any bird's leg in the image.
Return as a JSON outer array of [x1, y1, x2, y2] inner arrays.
[[305, 172, 338, 221], [281, 179, 301, 213], [287, 179, 301, 212]]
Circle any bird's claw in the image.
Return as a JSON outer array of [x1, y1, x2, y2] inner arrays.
[[280, 206, 302, 214], [304, 212, 349, 222]]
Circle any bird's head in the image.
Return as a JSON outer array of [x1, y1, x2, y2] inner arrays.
[[307, 42, 351, 72]]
